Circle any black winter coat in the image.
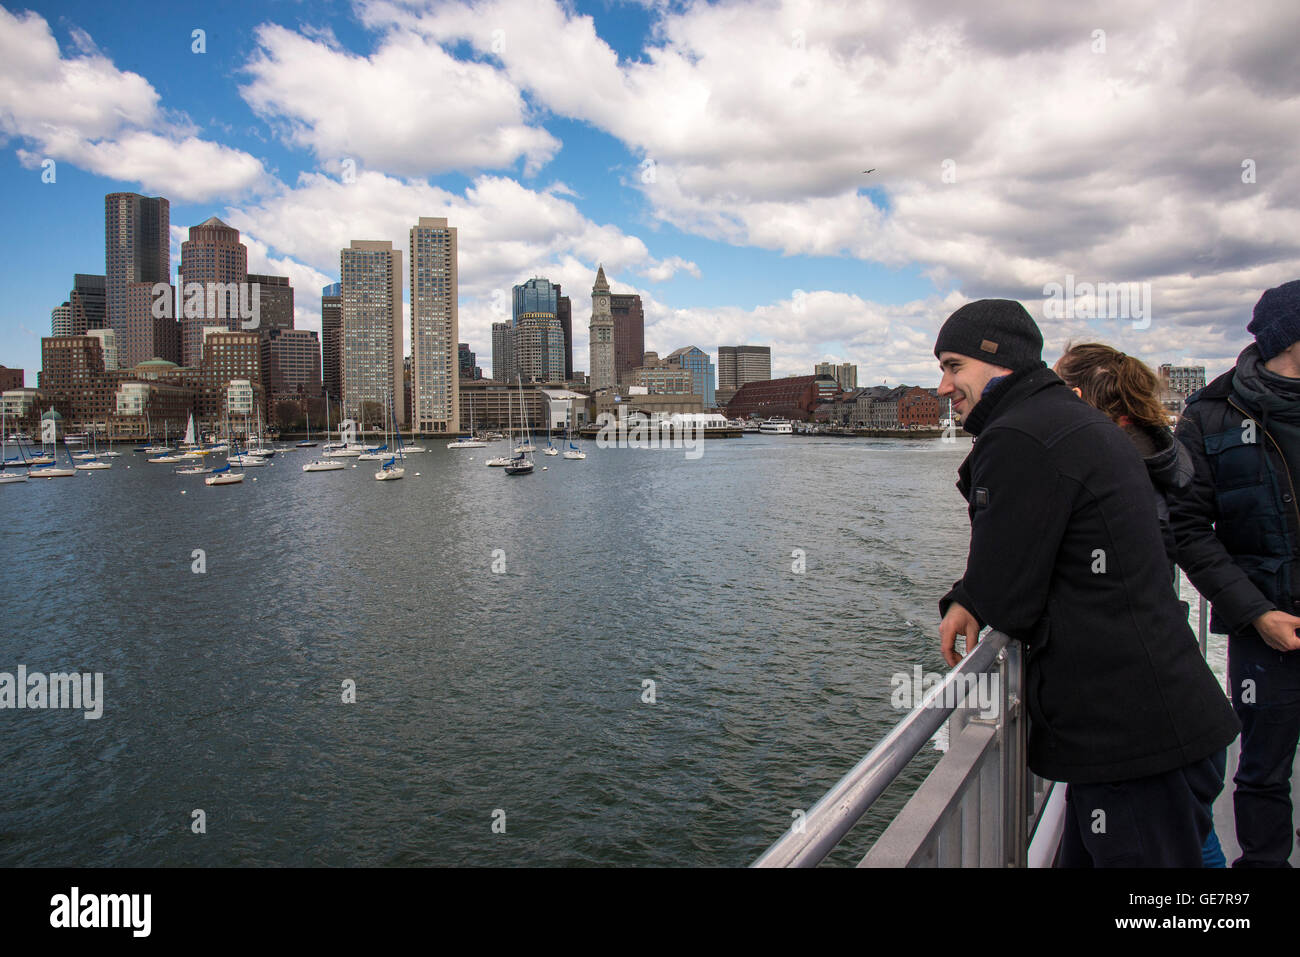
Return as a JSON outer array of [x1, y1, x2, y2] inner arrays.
[[940, 365, 1238, 784]]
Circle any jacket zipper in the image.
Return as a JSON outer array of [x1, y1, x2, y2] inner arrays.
[[1226, 396, 1300, 533]]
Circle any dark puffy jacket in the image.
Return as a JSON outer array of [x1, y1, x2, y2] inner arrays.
[[1170, 353, 1299, 638], [940, 365, 1239, 784]]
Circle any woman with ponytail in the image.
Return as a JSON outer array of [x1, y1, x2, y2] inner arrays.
[[1055, 342, 1226, 868], [1055, 343, 1190, 578]]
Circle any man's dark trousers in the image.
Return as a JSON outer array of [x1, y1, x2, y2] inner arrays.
[[1229, 633, 1300, 867], [1059, 752, 1226, 867]]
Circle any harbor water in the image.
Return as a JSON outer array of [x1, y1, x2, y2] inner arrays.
[[2, 434, 998, 866]]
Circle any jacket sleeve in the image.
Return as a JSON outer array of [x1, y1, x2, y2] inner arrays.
[[1169, 410, 1274, 633], [947, 427, 1074, 637]]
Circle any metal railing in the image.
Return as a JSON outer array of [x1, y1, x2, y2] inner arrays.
[[753, 590, 1216, 868], [753, 631, 1055, 867]]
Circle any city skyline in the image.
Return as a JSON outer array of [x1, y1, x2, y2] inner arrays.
[[2, 2, 1297, 391]]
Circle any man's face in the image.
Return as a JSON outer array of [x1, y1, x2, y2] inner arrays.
[[937, 352, 1013, 418]]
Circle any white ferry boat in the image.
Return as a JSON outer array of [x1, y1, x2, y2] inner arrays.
[[758, 418, 793, 434]]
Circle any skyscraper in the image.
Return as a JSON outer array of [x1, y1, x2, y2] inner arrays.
[[69, 274, 107, 336], [341, 240, 403, 428], [105, 192, 170, 367], [321, 282, 342, 400], [247, 274, 294, 333], [718, 345, 772, 391], [512, 277, 565, 382], [492, 321, 513, 382], [179, 217, 248, 367], [556, 287, 572, 380], [610, 293, 645, 383], [409, 217, 458, 433], [815, 362, 857, 391], [588, 266, 615, 390]]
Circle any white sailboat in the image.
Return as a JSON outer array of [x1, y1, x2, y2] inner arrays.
[[0, 409, 28, 483], [206, 414, 246, 485], [448, 402, 487, 449], [30, 434, 77, 478], [375, 394, 405, 480], [563, 398, 586, 459]]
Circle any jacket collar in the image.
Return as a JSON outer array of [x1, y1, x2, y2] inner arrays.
[[961, 362, 1055, 436]]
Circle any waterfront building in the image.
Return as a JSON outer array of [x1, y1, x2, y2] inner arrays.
[[51, 302, 73, 337], [588, 266, 616, 390], [726, 374, 838, 420], [105, 192, 170, 365], [321, 282, 342, 400], [410, 217, 458, 433], [491, 322, 514, 383], [341, 240, 403, 428], [178, 217, 249, 366], [0, 366, 24, 391], [718, 345, 772, 393], [815, 361, 858, 392], [622, 363, 696, 394], [593, 388, 704, 421], [611, 292, 644, 384], [196, 328, 263, 428], [262, 328, 322, 399], [88, 329, 119, 371], [665, 346, 716, 408], [121, 280, 180, 368], [1, 388, 40, 425], [457, 378, 546, 431]]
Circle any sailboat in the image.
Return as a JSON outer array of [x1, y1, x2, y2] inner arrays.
[[504, 376, 534, 475], [448, 401, 487, 449], [75, 430, 112, 470], [30, 434, 77, 478], [563, 398, 586, 459], [375, 394, 405, 480], [297, 404, 318, 448], [205, 414, 246, 485], [0, 408, 28, 483]]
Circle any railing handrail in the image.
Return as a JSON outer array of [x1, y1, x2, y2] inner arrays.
[[752, 631, 1011, 867]]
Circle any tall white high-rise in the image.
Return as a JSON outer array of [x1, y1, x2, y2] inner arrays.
[[409, 218, 459, 433], [341, 240, 404, 428], [588, 265, 615, 390]]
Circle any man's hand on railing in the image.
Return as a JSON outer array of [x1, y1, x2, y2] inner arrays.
[[941, 601, 982, 667], [1252, 609, 1300, 652]]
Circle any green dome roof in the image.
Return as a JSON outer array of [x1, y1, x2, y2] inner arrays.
[[41, 409, 62, 420], [136, 358, 179, 369]]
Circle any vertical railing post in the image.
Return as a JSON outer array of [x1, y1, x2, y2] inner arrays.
[[1000, 641, 1027, 866], [1198, 595, 1209, 658]]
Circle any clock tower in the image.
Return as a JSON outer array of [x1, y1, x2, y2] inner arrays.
[[589, 265, 616, 390]]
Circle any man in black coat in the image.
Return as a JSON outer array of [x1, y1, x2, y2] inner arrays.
[[1170, 280, 1300, 867], [935, 299, 1239, 867]]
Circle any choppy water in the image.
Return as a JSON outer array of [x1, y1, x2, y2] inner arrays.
[[0, 433, 1052, 866]]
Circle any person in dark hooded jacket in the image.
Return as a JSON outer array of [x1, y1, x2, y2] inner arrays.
[[1170, 280, 1300, 867], [1056, 341, 1224, 867]]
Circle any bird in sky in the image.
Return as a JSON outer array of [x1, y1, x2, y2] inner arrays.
[[861, 168, 876, 173]]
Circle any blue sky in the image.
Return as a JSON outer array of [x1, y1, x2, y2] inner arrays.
[[2, 0, 1297, 386]]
